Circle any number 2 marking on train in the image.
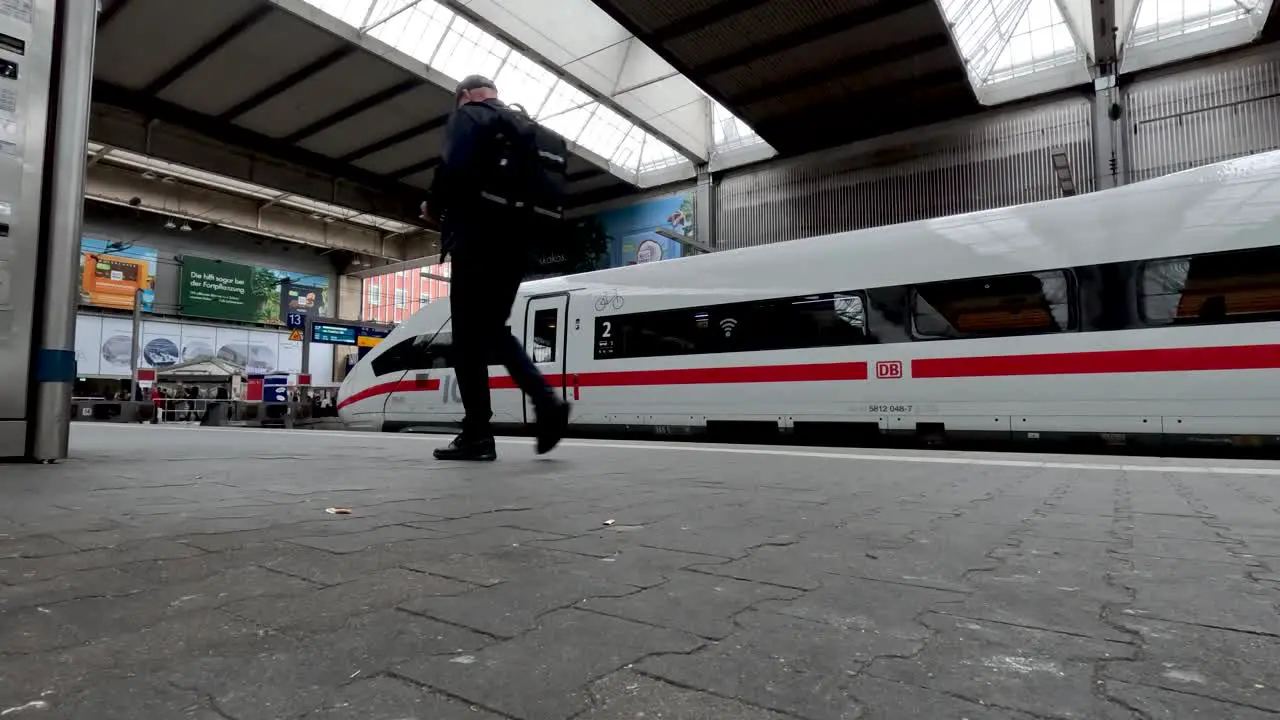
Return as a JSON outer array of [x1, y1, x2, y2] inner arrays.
[[601, 321, 612, 338]]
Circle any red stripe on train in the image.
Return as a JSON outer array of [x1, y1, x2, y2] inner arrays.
[[337, 377, 440, 410], [493, 361, 868, 389], [912, 344, 1280, 378]]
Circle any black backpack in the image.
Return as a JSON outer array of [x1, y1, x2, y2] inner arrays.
[[481, 103, 569, 220]]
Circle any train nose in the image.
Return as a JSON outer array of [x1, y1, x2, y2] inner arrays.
[[336, 374, 354, 425]]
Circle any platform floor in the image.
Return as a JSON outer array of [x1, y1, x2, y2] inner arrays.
[[2, 425, 1280, 719]]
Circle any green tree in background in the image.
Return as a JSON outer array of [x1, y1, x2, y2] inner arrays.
[[568, 215, 608, 273], [251, 267, 281, 324]]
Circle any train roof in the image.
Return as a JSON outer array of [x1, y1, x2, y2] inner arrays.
[[525, 150, 1280, 300]]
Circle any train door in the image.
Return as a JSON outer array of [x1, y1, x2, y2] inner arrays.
[[522, 294, 569, 423]]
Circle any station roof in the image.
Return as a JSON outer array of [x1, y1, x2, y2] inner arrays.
[[589, 0, 1278, 154], [91, 0, 677, 233]]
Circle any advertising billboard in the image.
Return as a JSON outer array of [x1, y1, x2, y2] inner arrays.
[[74, 314, 329, 382], [179, 255, 328, 324], [596, 190, 696, 269], [79, 238, 158, 312]]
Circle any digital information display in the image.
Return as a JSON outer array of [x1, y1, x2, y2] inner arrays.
[[312, 324, 357, 345], [311, 323, 390, 347]]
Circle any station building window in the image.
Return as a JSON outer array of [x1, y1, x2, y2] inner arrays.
[[911, 271, 1073, 339], [1140, 246, 1280, 325], [594, 291, 869, 360]]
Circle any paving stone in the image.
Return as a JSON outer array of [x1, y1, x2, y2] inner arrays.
[[637, 609, 878, 719], [1104, 617, 1280, 711], [0, 565, 313, 652], [848, 675, 1041, 719], [583, 571, 801, 638], [47, 676, 215, 720], [300, 676, 504, 719], [401, 563, 638, 637], [225, 568, 470, 632], [395, 608, 703, 720], [0, 534, 80, 559], [0, 609, 271, 709], [399, 538, 581, 584], [763, 575, 966, 637], [285, 523, 449, 554], [867, 612, 1134, 719], [0, 538, 205, 583], [1123, 556, 1280, 636], [580, 671, 792, 719], [0, 566, 145, 611], [1103, 679, 1280, 719]]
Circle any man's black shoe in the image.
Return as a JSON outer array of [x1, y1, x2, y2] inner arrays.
[[433, 434, 497, 462], [535, 400, 570, 455]]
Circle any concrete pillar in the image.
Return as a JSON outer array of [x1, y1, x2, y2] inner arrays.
[[1091, 74, 1129, 191], [694, 166, 717, 251], [331, 274, 363, 380]]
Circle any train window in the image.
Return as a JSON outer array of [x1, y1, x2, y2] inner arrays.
[[1140, 247, 1280, 325], [531, 309, 557, 363], [593, 291, 869, 360], [911, 271, 1072, 339], [369, 332, 453, 376]]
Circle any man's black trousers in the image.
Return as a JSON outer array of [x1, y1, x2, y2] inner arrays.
[[448, 241, 559, 438]]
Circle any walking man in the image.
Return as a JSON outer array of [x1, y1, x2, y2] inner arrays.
[[423, 75, 570, 461]]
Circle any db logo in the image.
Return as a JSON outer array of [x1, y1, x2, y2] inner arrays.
[[876, 361, 904, 379]]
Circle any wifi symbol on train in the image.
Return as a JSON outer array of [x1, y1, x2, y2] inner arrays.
[[719, 318, 738, 337]]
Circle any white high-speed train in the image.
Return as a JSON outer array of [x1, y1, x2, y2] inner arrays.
[[337, 152, 1280, 449]]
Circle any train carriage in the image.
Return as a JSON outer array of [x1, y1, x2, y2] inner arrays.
[[337, 151, 1280, 449]]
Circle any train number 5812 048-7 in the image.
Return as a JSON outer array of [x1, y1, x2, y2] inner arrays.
[[868, 404, 913, 413]]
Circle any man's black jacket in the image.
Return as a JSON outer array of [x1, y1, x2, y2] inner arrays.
[[428, 98, 513, 250]]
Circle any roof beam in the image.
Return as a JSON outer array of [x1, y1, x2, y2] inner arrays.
[[337, 113, 450, 163], [93, 80, 424, 221], [142, 4, 273, 95], [218, 46, 356, 121], [388, 157, 441, 180], [644, 0, 770, 43], [730, 35, 953, 107], [98, 0, 131, 29], [696, 0, 934, 77], [281, 79, 422, 144], [1090, 0, 1119, 72]]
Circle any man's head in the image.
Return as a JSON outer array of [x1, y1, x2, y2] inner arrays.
[[455, 75, 497, 107]]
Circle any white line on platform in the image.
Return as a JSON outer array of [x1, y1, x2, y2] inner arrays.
[[80, 423, 1280, 476]]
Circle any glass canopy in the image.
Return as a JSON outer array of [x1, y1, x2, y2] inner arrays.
[[939, 0, 1274, 104], [296, 0, 771, 186]]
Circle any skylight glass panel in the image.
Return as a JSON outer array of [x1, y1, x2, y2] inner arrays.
[[576, 105, 632, 162], [986, 0, 1081, 82], [302, 0, 376, 27], [541, 101, 596, 141], [493, 51, 558, 117], [940, 0, 1029, 82], [366, 0, 453, 61], [609, 125, 646, 172], [638, 133, 683, 171], [712, 102, 764, 151], [1128, 0, 1256, 46], [362, 0, 417, 30], [431, 14, 511, 82]]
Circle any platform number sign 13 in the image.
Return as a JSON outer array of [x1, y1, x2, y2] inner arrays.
[[286, 312, 306, 330]]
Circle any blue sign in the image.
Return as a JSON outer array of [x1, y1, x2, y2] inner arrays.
[[264, 375, 289, 403], [285, 312, 306, 330]]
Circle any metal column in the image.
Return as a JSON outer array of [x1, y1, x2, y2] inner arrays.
[[31, 0, 95, 460], [0, 0, 97, 461], [1092, 75, 1129, 191]]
